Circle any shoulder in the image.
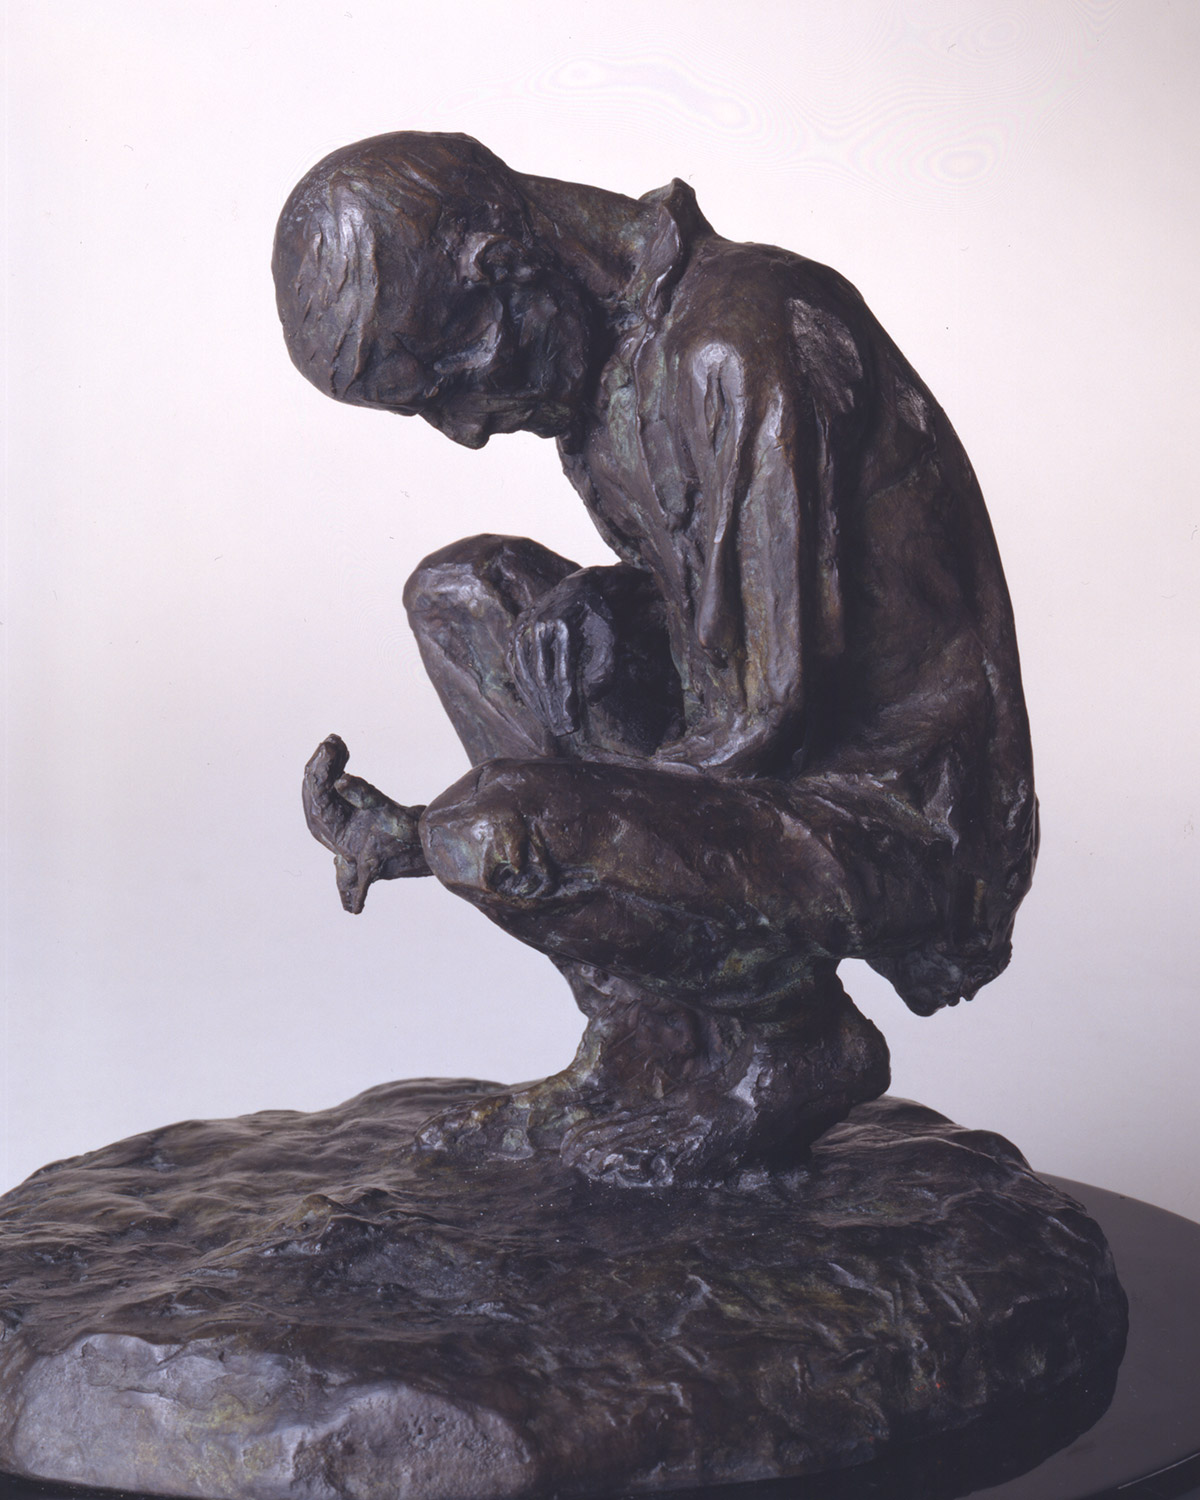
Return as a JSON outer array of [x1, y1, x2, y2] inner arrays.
[[660, 239, 875, 417]]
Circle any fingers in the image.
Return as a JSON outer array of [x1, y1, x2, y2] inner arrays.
[[512, 616, 579, 737], [307, 733, 349, 782], [303, 735, 351, 850], [334, 853, 370, 915], [335, 773, 389, 812]]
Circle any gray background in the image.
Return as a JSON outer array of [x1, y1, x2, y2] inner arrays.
[[4, 0, 1198, 1218]]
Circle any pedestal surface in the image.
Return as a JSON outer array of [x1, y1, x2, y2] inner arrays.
[[0, 1085, 1129, 1499]]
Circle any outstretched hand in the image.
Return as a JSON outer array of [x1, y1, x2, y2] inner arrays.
[[303, 735, 429, 913]]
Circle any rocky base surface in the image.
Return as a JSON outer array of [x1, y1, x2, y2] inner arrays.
[[0, 1084, 1126, 1500]]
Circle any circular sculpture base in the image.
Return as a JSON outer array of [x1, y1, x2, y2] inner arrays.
[[0, 1085, 1126, 1500]]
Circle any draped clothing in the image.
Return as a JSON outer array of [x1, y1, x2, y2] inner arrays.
[[551, 180, 1037, 1014]]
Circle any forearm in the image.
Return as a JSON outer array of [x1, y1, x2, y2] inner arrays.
[[654, 697, 801, 778]]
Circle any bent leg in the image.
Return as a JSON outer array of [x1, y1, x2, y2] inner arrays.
[[302, 535, 577, 910], [307, 535, 678, 913], [419, 758, 943, 1005], [403, 533, 578, 765], [414, 758, 921, 1183], [405, 533, 682, 765]]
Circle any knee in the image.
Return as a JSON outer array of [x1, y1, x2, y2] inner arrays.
[[420, 761, 562, 904], [402, 534, 505, 626], [403, 534, 575, 626]]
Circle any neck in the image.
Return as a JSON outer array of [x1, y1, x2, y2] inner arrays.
[[515, 174, 658, 304]]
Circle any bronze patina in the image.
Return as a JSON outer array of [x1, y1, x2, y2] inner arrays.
[[0, 136, 1124, 1500], [275, 131, 1038, 1187]]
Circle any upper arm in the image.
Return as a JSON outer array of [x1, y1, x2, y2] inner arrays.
[[663, 337, 813, 771]]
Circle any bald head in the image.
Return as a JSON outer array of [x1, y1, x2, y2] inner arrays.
[[272, 132, 594, 445], [273, 133, 533, 400]]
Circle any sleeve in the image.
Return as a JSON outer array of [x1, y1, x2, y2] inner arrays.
[[654, 335, 837, 778]]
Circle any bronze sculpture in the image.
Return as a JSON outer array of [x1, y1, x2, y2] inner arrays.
[[275, 131, 1038, 1187], [0, 134, 1127, 1500]]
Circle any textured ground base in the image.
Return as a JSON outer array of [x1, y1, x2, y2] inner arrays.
[[0, 1084, 1126, 1500]]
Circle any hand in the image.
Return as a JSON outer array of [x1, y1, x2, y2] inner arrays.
[[302, 735, 429, 913], [654, 713, 779, 778], [509, 571, 619, 740]]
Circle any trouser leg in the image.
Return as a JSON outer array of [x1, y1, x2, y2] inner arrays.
[[419, 757, 940, 1004], [403, 533, 578, 765], [414, 758, 904, 1183], [404, 533, 682, 766], [301, 534, 579, 907]]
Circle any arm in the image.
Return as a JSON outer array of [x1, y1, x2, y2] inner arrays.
[[651, 344, 817, 777], [508, 564, 684, 761]]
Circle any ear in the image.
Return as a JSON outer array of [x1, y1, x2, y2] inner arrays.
[[457, 232, 540, 286]]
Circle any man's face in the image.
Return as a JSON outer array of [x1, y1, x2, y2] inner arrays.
[[346, 241, 593, 448]]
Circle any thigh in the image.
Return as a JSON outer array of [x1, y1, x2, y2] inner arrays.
[[403, 534, 579, 764], [420, 759, 944, 1003], [405, 536, 682, 766]]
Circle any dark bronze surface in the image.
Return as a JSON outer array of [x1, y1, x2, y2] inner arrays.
[[0, 1092, 1127, 1498], [4, 1177, 1197, 1500], [0, 138, 1135, 1499], [274, 132, 1039, 1185]]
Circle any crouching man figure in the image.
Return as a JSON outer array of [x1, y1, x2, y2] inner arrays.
[[273, 133, 1037, 1186]]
